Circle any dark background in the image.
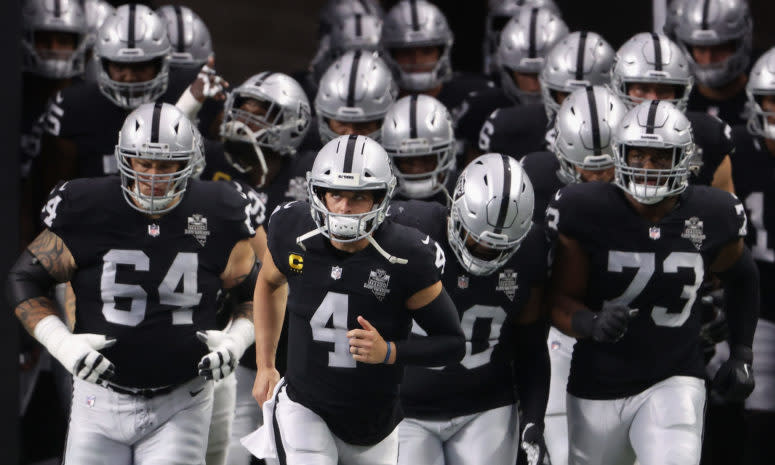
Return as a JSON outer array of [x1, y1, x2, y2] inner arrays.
[[4, 0, 775, 463]]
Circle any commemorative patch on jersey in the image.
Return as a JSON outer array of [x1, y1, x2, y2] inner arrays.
[[364, 268, 391, 301], [284, 176, 308, 201], [681, 217, 706, 250], [185, 214, 210, 246], [495, 269, 518, 301], [331, 265, 342, 280]]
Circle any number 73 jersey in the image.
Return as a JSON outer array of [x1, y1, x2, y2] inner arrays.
[[41, 177, 255, 388], [546, 182, 747, 399]]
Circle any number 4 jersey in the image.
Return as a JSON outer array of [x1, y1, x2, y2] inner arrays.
[[41, 177, 255, 388], [267, 200, 444, 446], [547, 182, 747, 399]]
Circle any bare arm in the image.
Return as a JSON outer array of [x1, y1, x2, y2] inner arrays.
[[711, 155, 735, 194], [253, 248, 288, 370]]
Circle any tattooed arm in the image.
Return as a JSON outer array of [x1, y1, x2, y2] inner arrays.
[[9, 229, 76, 335]]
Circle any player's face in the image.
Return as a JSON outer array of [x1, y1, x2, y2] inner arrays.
[[511, 71, 540, 92], [130, 158, 182, 196], [761, 95, 775, 124], [324, 189, 376, 214], [34, 30, 77, 53], [395, 154, 437, 175], [576, 166, 615, 183], [237, 98, 270, 132], [328, 118, 381, 136], [106, 60, 159, 83], [626, 146, 674, 183], [690, 41, 736, 66], [627, 82, 678, 102], [553, 90, 570, 106], [464, 234, 501, 261], [391, 45, 441, 73]]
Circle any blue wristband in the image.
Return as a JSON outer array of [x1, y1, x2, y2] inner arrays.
[[383, 341, 392, 364]]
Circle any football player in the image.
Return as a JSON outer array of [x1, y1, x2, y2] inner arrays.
[[81, 0, 115, 83], [7, 102, 258, 465], [317, 0, 383, 39], [245, 135, 465, 465], [476, 30, 612, 164], [387, 154, 550, 465], [156, 5, 213, 70], [673, 0, 752, 127], [382, 0, 492, 112], [381, 94, 457, 205], [519, 85, 626, 465], [458, 7, 568, 161], [726, 47, 775, 465], [547, 100, 758, 465], [610, 32, 735, 193]]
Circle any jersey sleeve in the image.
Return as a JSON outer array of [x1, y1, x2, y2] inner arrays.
[[38, 179, 99, 266], [266, 201, 304, 277], [230, 180, 267, 229], [217, 182, 257, 242], [402, 231, 445, 298], [521, 224, 550, 285]]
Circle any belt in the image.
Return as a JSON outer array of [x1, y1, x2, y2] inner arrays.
[[106, 382, 177, 399]]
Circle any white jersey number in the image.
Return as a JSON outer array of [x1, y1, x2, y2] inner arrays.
[[100, 250, 202, 327], [605, 251, 703, 327], [310, 291, 356, 368], [459, 304, 508, 369]]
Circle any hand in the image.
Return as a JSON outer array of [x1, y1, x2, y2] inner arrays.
[[189, 57, 228, 103], [521, 422, 551, 465], [699, 291, 728, 346], [197, 318, 254, 381], [572, 305, 639, 343], [711, 345, 755, 402], [252, 367, 280, 407], [347, 316, 390, 364]]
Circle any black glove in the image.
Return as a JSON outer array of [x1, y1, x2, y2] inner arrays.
[[711, 345, 755, 402], [521, 422, 551, 465], [699, 288, 728, 346], [571, 305, 639, 343]]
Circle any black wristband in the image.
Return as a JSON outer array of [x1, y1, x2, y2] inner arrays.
[[570, 309, 596, 338]]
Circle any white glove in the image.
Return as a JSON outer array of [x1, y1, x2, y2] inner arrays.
[[197, 318, 254, 381], [34, 315, 116, 385]]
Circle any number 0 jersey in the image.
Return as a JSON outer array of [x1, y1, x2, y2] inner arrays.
[[41, 177, 254, 388], [389, 200, 548, 418], [267, 201, 443, 445], [547, 182, 746, 399]]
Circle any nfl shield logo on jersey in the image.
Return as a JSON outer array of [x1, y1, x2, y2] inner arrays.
[[331, 266, 342, 280], [148, 224, 160, 237], [648, 226, 661, 240], [457, 275, 469, 289], [86, 395, 96, 408]]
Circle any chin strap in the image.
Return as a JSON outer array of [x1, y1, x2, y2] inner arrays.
[[295, 226, 327, 251], [366, 235, 408, 265]]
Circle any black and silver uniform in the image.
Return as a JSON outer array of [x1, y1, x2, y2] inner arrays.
[[685, 111, 734, 186], [267, 201, 444, 445], [479, 104, 551, 158], [39, 67, 199, 178], [40, 177, 254, 388], [453, 86, 513, 152], [547, 182, 746, 399], [730, 126, 775, 323], [389, 199, 547, 419], [687, 86, 747, 128], [435, 72, 494, 118], [520, 151, 565, 225]]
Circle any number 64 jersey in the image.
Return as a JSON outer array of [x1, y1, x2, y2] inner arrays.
[[546, 182, 747, 399], [41, 177, 255, 389]]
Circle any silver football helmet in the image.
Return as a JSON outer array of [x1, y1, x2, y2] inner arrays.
[[745, 47, 775, 140], [310, 13, 383, 81], [448, 153, 534, 276], [303, 135, 400, 257], [220, 72, 312, 186], [156, 5, 213, 69], [319, 0, 383, 37], [21, 0, 90, 78], [315, 50, 397, 144], [382, 0, 454, 92], [497, 7, 568, 104], [673, 0, 752, 87], [613, 100, 697, 205], [483, 0, 561, 75], [82, 0, 115, 82], [611, 32, 694, 111], [540, 31, 615, 118], [115, 102, 200, 214], [663, 0, 688, 41], [94, 4, 171, 109], [381, 94, 456, 199], [554, 86, 627, 183]]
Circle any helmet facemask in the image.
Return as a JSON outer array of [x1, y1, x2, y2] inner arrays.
[[388, 140, 455, 199], [614, 144, 695, 205], [97, 57, 169, 109], [308, 183, 392, 243], [446, 211, 526, 276], [746, 93, 775, 140], [23, 30, 90, 79]]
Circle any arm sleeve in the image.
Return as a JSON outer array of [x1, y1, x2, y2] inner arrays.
[[395, 288, 465, 366], [717, 245, 759, 351], [513, 319, 551, 426]]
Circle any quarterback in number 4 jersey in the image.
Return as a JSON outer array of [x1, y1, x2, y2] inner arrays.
[[389, 153, 550, 465], [9, 103, 258, 465], [246, 135, 464, 465], [547, 100, 758, 465]]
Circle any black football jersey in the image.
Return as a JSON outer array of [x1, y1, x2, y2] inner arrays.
[[40, 67, 199, 178], [479, 104, 551, 158], [41, 177, 255, 388], [267, 201, 444, 445], [730, 127, 775, 322], [686, 111, 734, 186], [436, 72, 495, 118], [453, 86, 514, 151], [547, 182, 747, 399], [388, 200, 548, 419], [520, 151, 566, 225], [687, 86, 748, 128]]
